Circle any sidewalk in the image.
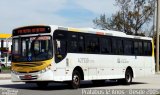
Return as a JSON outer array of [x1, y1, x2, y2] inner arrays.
[[156, 72, 160, 75], [0, 73, 11, 80]]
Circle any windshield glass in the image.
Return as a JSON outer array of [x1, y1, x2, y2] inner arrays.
[[12, 36, 53, 62]]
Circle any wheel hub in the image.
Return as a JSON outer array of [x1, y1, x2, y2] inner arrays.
[[73, 75, 79, 85]]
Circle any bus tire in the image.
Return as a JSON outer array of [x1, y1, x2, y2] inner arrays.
[[36, 82, 48, 88], [118, 69, 133, 85], [70, 70, 81, 89]]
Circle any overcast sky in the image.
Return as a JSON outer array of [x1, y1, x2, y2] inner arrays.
[[0, 0, 118, 34]]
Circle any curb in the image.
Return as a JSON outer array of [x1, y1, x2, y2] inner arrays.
[[0, 73, 11, 80], [156, 72, 160, 75], [0, 77, 11, 80]]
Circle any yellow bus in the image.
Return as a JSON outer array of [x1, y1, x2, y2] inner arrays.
[[11, 25, 155, 89]]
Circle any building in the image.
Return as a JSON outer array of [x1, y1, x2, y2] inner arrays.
[[0, 33, 12, 65]]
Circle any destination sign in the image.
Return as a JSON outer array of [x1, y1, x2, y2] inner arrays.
[[13, 26, 51, 36]]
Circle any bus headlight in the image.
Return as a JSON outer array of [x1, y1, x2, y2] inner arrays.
[[40, 65, 51, 73], [11, 70, 19, 74], [40, 68, 47, 73]]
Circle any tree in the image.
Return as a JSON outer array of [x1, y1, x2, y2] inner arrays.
[[93, 0, 155, 36]]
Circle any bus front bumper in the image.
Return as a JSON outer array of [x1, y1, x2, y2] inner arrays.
[[11, 70, 54, 82]]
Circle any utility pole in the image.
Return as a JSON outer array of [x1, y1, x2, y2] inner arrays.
[[154, 0, 157, 34], [156, 0, 160, 72]]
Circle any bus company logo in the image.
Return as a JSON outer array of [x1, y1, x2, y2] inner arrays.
[[78, 58, 89, 63], [117, 58, 129, 63], [78, 58, 95, 64]]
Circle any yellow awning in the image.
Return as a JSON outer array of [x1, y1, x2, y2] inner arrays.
[[0, 34, 12, 39]]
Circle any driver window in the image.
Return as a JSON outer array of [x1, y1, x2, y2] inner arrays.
[[34, 40, 40, 55]]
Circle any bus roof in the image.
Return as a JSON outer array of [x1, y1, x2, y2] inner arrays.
[[52, 25, 152, 41], [12, 25, 152, 40]]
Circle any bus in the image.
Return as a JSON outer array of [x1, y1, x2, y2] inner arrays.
[[11, 25, 155, 89]]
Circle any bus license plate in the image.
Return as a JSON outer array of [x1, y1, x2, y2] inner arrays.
[[24, 75, 32, 79]]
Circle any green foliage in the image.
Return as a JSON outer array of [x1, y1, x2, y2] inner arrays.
[[1, 66, 11, 73], [2, 66, 11, 70], [93, 0, 154, 36]]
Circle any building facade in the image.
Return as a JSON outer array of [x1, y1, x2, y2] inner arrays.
[[0, 34, 12, 64]]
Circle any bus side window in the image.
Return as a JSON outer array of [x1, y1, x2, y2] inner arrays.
[[117, 39, 123, 55], [54, 39, 67, 63], [143, 41, 152, 56], [112, 38, 123, 55], [100, 37, 112, 54], [68, 33, 78, 53], [85, 35, 100, 53], [112, 38, 117, 54], [53, 30, 67, 63], [144, 42, 148, 55], [134, 41, 139, 55], [148, 42, 152, 56], [124, 40, 133, 55], [78, 35, 85, 53], [138, 41, 143, 55]]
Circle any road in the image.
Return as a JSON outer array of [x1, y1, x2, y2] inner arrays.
[[0, 74, 160, 95]]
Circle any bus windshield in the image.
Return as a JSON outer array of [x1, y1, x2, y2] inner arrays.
[[12, 36, 53, 62]]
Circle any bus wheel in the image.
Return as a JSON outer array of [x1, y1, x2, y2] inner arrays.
[[118, 69, 133, 85], [36, 82, 48, 88], [71, 70, 81, 89], [125, 69, 133, 84]]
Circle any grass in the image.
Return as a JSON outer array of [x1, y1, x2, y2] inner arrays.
[[1, 66, 11, 73]]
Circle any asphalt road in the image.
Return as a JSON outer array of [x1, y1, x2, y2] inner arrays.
[[0, 74, 160, 95]]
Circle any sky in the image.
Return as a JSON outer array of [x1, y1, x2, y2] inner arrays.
[[0, 0, 118, 34]]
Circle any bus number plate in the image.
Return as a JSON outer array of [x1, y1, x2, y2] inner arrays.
[[24, 75, 32, 79]]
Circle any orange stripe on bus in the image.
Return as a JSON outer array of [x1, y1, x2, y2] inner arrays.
[[96, 32, 104, 35]]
